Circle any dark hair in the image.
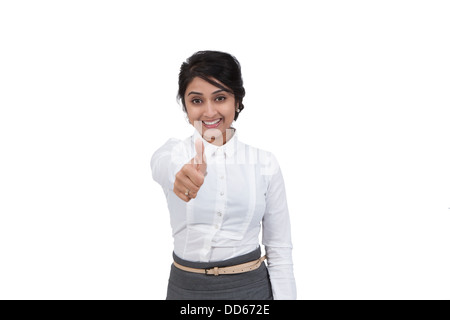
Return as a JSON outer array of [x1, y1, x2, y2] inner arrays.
[[177, 50, 245, 121]]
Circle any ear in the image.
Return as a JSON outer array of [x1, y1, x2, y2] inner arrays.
[[235, 101, 241, 113]]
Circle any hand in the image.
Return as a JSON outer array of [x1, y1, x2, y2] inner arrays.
[[173, 139, 207, 202]]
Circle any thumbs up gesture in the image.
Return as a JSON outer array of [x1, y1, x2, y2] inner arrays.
[[174, 139, 207, 202], [194, 138, 207, 175]]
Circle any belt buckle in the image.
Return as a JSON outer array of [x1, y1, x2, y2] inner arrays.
[[205, 266, 220, 276]]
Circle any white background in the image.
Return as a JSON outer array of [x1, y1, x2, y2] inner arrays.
[[1, 0, 449, 300]]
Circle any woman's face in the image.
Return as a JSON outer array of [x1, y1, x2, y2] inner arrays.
[[184, 77, 237, 145]]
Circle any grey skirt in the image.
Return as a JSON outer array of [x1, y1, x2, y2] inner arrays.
[[166, 247, 273, 300]]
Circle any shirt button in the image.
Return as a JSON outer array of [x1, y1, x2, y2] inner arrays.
[[217, 211, 222, 217], [214, 224, 219, 229], [220, 191, 224, 196]]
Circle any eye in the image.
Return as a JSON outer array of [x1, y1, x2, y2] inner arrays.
[[215, 96, 226, 102], [191, 98, 202, 104]]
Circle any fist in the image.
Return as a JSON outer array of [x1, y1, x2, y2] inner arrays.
[[173, 139, 207, 202]]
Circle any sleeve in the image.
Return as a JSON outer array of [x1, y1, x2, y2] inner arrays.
[[262, 154, 297, 300], [150, 138, 185, 196]]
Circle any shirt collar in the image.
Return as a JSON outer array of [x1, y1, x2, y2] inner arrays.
[[192, 128, 238, 159]]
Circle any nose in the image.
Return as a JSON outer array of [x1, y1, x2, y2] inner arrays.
[[203, 100, 218, 118]]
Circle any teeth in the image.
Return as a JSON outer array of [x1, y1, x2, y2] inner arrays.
[[203, 119, 221, 125]]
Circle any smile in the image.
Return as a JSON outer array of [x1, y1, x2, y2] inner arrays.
[[202, 118, 222, 128], [203, 119, 221, 125]]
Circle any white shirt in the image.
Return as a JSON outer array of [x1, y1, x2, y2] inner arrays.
[[151, 129, 297, 300]]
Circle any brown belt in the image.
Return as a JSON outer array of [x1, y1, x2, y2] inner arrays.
[[173, 255, 266, 276]]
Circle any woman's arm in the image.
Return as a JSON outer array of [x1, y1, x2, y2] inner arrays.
[[150, 138, 184, 195], [151, 138, 206, 201], [262, 155, 297, 300]]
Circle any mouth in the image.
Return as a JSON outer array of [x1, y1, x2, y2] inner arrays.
[[202, 118, 222, 129]]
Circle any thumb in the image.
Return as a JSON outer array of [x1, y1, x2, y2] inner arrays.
[[194, 138, 207, 174]]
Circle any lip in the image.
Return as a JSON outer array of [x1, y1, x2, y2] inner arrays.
[[202, 118, 222, 129]]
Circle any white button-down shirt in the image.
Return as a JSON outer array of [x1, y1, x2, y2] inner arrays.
[[151, 129, 296, 299]]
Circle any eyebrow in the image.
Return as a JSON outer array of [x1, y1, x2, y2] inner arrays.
[[187, 89, 226, 96]]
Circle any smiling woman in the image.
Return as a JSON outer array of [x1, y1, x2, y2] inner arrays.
[[176, 51, 246, 146], [151, 50, 296, 300]]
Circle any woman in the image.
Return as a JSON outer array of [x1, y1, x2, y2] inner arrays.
[[151, 51, 296, 300]]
